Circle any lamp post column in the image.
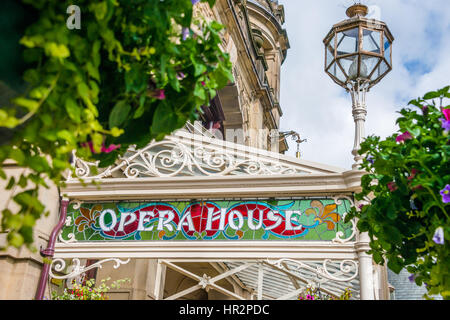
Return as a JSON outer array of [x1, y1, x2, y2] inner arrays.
[[356, 230, 375, 300], [348, 79, 369, 170]]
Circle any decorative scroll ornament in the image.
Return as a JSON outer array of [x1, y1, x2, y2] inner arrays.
[[266, 258, 359, 283], [67, 132, 309, 181], [49, 258, 130, 280], [58, 201, 82, 244], [331, 195, 357, 244]]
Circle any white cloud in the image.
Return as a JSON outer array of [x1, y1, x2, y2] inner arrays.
[[277, 0, 450, 169]]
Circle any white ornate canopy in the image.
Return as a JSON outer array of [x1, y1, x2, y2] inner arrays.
[[53, 127, 376, 300]]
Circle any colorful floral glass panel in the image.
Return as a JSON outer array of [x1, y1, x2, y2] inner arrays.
[[61, 199, 354, 242]]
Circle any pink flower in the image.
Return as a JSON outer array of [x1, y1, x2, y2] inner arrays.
[[396, 131, 413, 143], [101, 143, 120, 153], [387, 182, 397, 192], [408, 169, 418, 181], [443, 109, 450, 121], [440, 109, 450, 132], [201, 81, 206, 86], [83, 141, 121, 154], [152, 89, 165, 100]]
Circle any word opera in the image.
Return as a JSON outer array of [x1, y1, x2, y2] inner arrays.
[[62, 199, 353, 242]]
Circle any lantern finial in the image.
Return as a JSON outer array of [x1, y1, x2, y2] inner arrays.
[[346, 4, 368, 18]]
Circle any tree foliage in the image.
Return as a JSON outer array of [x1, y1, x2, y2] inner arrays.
[[0, 0, 233, 249], [346, 86, 450, 299]]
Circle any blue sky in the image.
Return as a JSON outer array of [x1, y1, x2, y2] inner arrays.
[[277, 0, 450, 169]]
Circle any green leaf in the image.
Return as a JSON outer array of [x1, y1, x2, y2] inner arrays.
[[77, 82, 90, 100], [194, 83, 206, 100], [57, 130, 76, 145], [150, 102, 178, 136], [387, 258, 403, 274], [125, 64, 147, 93], [26, 156, 51, 173], [65, 98, 82, 123], [109, 100, 131, 129], [12, 97, 39, 112], [6, 177, 15, 190], [86, 62, 100, 81], [44, 42, 70, 59], [386, 202, 397, 220], [9, 148, 25, 164], [7, 231, 24, 248], [423, 91, 440, 100]]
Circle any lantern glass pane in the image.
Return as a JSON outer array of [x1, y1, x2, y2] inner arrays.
[[337, 55, 357, 79], [326, 42, 335, 68], [362, 29, 381, 54], [361, 55, 382, 79], [384, 34, 391, 65], [325, 34, 335, 68], [336, 28, 359, 56], [329, 61, 346, 83], [370, 59, 389, 81]]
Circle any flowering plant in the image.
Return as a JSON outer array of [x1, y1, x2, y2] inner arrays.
[[0, 0, 232, 249], [51, 277, 130, 300], [298, 287, 352, 300], [346, 86, 450, 299]]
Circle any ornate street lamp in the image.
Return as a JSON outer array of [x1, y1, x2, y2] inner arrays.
[[323, 3, 394, 169]]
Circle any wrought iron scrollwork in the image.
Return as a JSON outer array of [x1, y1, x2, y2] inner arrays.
[[49, 258, 130, 280]]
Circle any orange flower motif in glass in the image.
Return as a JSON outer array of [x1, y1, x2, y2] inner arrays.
[[305, 200, 341, 230], [75, 205, 102, 232]]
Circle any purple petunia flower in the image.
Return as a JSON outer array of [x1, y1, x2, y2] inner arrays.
[[408, 274, 416, 283], [432, 227, 444, 245], [177, 72, 186, 80], [440, 118, 450, 132], [191, 0, 200, 4], [440, 185, 450, 203], [366, 155, 375, 164], [182, 27, 189, 41]]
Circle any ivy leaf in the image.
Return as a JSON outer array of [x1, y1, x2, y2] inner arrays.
[[150, 102, 178, 136], [124, 64, 147, 93], [194, 83, 206, 100], [65, 98, 82, 123], [109, 100, 131, 129], [387, 257, 404, 274]]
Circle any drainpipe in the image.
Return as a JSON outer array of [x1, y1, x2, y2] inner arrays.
[[35, 198, 70, 300]]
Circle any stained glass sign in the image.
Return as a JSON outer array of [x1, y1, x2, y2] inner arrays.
[[61, 199, 354, 242]]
